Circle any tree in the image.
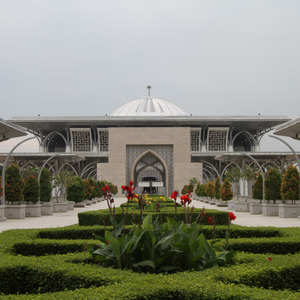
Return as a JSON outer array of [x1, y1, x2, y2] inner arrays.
[[214, 177, 221, 200], [52, 170, 74, 202], [281, 165, 299, 204], [220, 179, 233, 201], [67, 177, 85, 203], [40, 168, 52, 203], [265, 168, 282, 203], [5, 164, 24, 204], [225, 167, 241, 200], [189, 177, 198, 193], [205, 181, 215, 199], [24, 175, 39, 204], [252, 173, 263, 201]]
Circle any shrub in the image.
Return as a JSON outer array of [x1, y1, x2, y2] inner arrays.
[[252, 173, 263, 201], [67, 177, 85, 203], [205, 181, 215, 199], [281, 164, 299, 203], [5, 164, 24, 204], [214, 177, 221, 200], [220, 179, 233, 201], [181, 184, 193, 195], [265, 168, 282, 203], [88, 178, 97, 199], [83, 179, 94, 200], [24, 175, 39, 204], [40, 168, 52, 203]]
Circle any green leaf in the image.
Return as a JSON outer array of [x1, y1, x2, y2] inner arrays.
[[132, 260, 156, 270]]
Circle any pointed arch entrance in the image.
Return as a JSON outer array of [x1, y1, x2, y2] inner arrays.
[[132, 151, 167, 195]]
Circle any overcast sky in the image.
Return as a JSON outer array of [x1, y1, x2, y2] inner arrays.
[[1, 1, 300, 152]]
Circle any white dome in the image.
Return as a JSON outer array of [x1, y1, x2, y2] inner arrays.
[[110, 97, 189, 116]]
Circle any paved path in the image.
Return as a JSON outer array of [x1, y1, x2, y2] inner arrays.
[[0, 197, 299, 232]]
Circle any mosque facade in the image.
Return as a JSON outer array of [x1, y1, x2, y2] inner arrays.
[[7, 95, 293, 196]]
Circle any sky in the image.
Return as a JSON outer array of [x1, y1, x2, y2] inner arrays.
[[1, 0, 300, 152]]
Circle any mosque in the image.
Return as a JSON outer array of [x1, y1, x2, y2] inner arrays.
[[4, 88, 295, 197]]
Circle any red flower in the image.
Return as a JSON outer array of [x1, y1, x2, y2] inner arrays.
[[207, 217, 213, 224], [267, 257, 272, 262], [228, 212, 236, 222], [102, 187, 106, 192], [121, 185, 127, 191], [129, 180, 134, 186], [105, 185, 110, 191], [171, 190, 178, 200], [180, 194, 191, 206]]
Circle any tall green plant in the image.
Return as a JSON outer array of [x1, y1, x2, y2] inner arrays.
[[67, 177, 85, 203], [252, 173, 263, 201], [281, 165, 299, 204], [24, 175, 39, 204], [40, 169, 52, 203], [214, 177, 221, 200], [205, 181, 215, 199], [220, 179, 233, 201], [225, 167, 241, 200], [52, 170, 74, 202], [5, 164, 24, 204], [265, 168, 282, 203], [90, 215, 235, 273]]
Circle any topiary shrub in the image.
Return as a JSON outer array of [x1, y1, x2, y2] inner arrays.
[[214, 177, 221, 200], [252, 173, 263, 201], [83, 179, 94, 200], [181, 184, 193, 195], [5, 164, 24, 204], [220, 179, 233, 201], [281, 164, 299, 204], [67, 177, 85, 203], [265, 168, 282, 203], [88, 178, 97, 199], [205, 181, 215, 199], [40, 168, 52, 203], [23, 175, 39, 204]]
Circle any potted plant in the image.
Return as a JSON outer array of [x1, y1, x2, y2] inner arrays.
[[67, 177, 86, 208], [24, 175, 41, 217], [250, 172, 263, 215], [5, 164, 26, 219], [40, 168, 54, 215], [220, 179, 234, 209], [279, 165, 300, 218], [262, 168, 282, 216], [83, 179, 94, 205], [205, 181, 215, 203]]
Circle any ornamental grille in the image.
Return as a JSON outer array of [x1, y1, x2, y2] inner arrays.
[[207, 129, 228, 152], [98, 130, 109, 152], [71, 130, 92, 152], [191, 129, 201, 151]]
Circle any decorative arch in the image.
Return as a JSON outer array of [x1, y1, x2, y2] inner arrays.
[[58, 163, 78, 176], [131, 150, 169, 195], [220, 162, 242, 180], [43, 131, 68, 152], [231, 131, 256, 151]]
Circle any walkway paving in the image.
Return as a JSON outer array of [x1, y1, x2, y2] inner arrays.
[[0, 197, 299, 233]]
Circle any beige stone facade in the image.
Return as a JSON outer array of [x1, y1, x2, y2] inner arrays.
[[97, 127, 202, 196]]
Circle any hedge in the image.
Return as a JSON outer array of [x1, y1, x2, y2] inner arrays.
[[0, 252, 299, 299], [78, 208, 229, 226], [36, 224, 281, 240]]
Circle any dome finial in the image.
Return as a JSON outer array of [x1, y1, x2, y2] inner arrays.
[[147, 85, 151, 96]]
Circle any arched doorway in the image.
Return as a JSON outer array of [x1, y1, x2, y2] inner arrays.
[[133, 152, 166, 195]]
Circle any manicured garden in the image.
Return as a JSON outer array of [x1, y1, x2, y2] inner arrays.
[[0, 192, 300, 299]]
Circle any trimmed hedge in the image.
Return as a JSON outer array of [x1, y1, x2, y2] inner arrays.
[[227, 237, 300, 254], [36, 224, 281, 240], [78, 207, 229, 226], [12, 239, 99, 256], [0, 253, 299, 299]]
